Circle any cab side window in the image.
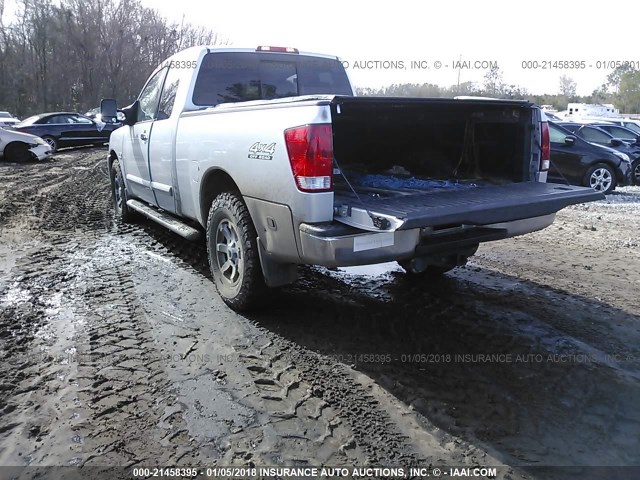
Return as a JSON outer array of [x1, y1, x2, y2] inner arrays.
[[157, 67, 180, 120], [137, 68, 168, 123]]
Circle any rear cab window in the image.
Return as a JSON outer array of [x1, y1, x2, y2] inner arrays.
[[192, 52, 352, 106]]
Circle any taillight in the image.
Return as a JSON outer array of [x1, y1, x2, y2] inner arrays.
[[284, 124, 333, 192], [540, 121, 550, 171]]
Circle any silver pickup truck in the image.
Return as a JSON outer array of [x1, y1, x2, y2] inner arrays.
[[101, 46, 603, 311]]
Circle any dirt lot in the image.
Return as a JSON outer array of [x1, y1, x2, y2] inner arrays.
[[0, 150, 639, 479]]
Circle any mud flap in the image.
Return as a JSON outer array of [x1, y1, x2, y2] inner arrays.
[[257, 238, 298, 287]]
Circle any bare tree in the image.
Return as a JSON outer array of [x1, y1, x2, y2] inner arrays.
[[0, 0, 225, 116]]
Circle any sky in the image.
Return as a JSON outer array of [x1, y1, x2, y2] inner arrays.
[[137, 0, 638, 96], [3, 0, 639, 96]]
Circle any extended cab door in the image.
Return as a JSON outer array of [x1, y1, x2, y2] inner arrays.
[[147, 67, 181, 213], [122, 67, 168, 204]]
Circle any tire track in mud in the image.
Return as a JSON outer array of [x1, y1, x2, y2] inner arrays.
[[0, 239, 84, 465], [71, 253, 199, 466], [32, 160, 113, 233], [236, 336, 420, 466], [118, 222, 426, 468], [119, 221, 521, 473], [0, 150, 196, 466], [269, 266, 640, 469]]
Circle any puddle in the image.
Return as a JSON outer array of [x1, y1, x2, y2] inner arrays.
[[337, 262, 402, 277]]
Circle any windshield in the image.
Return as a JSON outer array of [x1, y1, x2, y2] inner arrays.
[[623, 122, 640, 134], [192, 52, 353, 106], [0, 112, 12, 118], [605, 126, 637, 140]]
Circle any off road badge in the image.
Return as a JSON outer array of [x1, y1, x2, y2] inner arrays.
[[248, 142, 276, 160]]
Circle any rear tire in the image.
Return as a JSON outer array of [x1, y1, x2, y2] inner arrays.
[[110, 158, 135, 223], [4, 143, 32, 162], [584, 163, 616, 194], [206, 192, 267, 311]]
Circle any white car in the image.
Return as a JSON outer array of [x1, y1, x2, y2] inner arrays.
[[0, 127, 52, 162], [0, 111, 20, 127]]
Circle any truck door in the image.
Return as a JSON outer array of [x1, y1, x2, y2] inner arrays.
[[123, 67, 168, 204], [148, 67, 181, 213]]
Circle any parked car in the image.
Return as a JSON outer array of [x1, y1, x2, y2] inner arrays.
[[12, 112, 119, 152], [587, 124, 640, 184], [548, 122, 632, 194], [557, 122, 640, 185], [100, 45, 602, 310], [0, 111, 20, 127], [0, 126, 52, 162], [597, 118, 640, 134], [590, 123, 640, 143]]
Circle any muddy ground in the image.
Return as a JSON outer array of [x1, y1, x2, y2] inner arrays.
[[0, 150, 639, 480]]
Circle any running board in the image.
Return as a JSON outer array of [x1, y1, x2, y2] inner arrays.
[[127, 200, 202, 241]]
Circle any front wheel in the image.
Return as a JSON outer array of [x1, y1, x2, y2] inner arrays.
[[110, 158, 135, 223], [4, 143, 32, 162], [206, 192, 267, 311], [585, 163, 616, 195]]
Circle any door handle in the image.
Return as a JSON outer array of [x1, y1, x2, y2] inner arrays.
[[140, 132, 148, 141]]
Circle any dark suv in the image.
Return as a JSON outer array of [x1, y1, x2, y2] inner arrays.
[[581, 123, 640, 184], [548, 122, 633, 194]]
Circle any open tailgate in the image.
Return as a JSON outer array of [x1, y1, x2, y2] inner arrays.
[[333, 182, 604, 232]]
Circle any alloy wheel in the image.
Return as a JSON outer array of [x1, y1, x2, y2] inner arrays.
[[215, 219, 243, 287], [589, 167, 612, 193]]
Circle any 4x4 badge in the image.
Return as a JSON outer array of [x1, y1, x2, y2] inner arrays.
[[248, 142, 276, 160]]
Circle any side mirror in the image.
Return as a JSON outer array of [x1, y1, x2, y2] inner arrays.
[[564, 135, 576, 146], [100, 98, 118, 123], [610, 138, 623, 147], [121, 101, 139, 126]]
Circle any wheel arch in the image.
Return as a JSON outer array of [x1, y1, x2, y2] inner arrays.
[[3, 141, 33, 161], [593, 159, 617, 169], [199, 168, 241, 227], [4, 140, 30, 152]]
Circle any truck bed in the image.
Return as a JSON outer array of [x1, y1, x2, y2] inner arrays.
[[329, 96, 603, 231], [333, 182, 603, 231]]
